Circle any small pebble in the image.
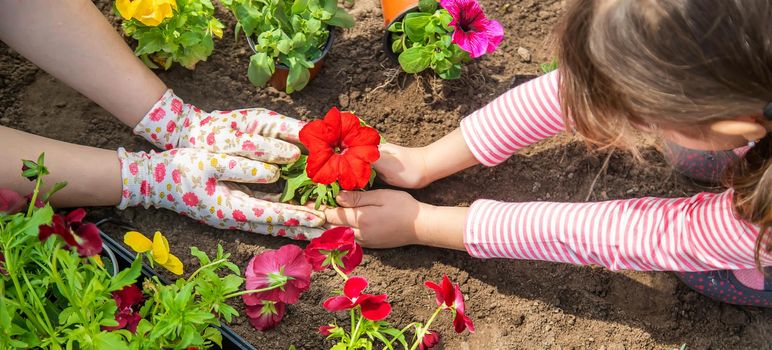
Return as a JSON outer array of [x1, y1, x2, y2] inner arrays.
[[517, 47, 532, 62]]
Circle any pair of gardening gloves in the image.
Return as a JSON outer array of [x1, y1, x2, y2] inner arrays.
[[118, 90, 325, 240]]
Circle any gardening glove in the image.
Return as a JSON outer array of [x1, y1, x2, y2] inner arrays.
[[133, 89, 303, 164], [117, 147, 325, 240]]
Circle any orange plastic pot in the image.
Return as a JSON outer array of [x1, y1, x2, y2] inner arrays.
[[245, 30, 335, 92], [381, 0, 417, 26]]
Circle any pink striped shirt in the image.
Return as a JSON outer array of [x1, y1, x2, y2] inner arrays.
[[460, 71, 771, 271]]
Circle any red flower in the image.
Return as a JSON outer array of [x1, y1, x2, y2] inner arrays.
[[104, 284, 144, 333], [154, 163, 166, 182], [171, 98, 183, 114], [172, 169, 181, 184], [232, 210, 247, 222], [305, 227, 362, 274], [318, 325, 336, 336], [425, 275, 474, 333], [245, 300, 285, 331], [419, 330, 441, 350], [205, 177, 217, 196], [0, 188, 26, 215], [323, 276, 391, 321], [242, 245, 312, 305], [38, 208, 103, 257], [299, 107, 380, 190], [149, 108, 165, 121], [182, 192, 199, 206]]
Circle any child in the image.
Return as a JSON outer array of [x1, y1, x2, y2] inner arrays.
[[324, 0, 772, 307]]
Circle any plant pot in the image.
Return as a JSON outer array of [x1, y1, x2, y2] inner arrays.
[[245, 30, 335, 92], [98, 229, 256, 350], [101, 242, 120, 276], [382, 5, 420, 64], [380, 0, 418, 26]]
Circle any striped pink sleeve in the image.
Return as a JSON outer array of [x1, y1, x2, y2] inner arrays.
[[460, 70, 565, 166], [464, 190, 771, 271]]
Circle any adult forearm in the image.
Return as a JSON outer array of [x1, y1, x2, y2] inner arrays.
[[0, 0, 166, 128], [0, 126, 122, 208]]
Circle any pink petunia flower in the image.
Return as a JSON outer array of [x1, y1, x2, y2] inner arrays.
[[440, 0, 504, 58], [246, 300, 286, 331], [304, 227, 362, 274], [242, 244, 312, 305]]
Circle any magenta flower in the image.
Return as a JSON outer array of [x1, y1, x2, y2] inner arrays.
[[323, 276, 392, 321], [245, 300, 286, 331], [0, 188, 25, 215], [38, 208, 103, 257], [242, 244, 312, 305], [441, 0, 504, 58]]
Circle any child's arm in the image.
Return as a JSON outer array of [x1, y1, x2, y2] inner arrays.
[[376, 71, 565, 188], [326, 189, 771, 271]]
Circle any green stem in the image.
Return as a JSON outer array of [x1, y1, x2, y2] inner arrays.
[[26, 172, 43, 217], [187, 258, 227, 280], [348, 311, 364, 350], [409, 306, 444, 350], [223, 284, 282, 299], [330, 260, 349, 281], [385, 322, 419, 348]]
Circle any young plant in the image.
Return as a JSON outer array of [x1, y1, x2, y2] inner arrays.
[[222, 0, 355, 93], [281, 107, 380, 209], [116, 0, 224, 70], [540, 58, 558, 74], [388, 0, 503, 79], [0, 154, 136, 349]]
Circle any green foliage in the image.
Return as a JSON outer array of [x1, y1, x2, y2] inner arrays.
[[223, 0, 354, 93], [129, 244, 242, 349], [540, 57, 558, 74], [280, 155, 376, 209], [119, 0, 224, 70], [388, 7, 470, 79]]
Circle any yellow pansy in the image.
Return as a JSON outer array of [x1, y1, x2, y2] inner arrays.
[[116, 0, 177, 27], [124, 231, 184, 275]]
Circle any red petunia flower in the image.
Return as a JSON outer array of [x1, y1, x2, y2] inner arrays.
[[299, 107, 380, 190], [419, 330, 441, 350], [424, 275, 474, 333], [242, 245, 312, 305], [304, 227, 362, 274], [323, 276, 392, 321], [38, 208, 103, 257], [245, 300, 285, 331], [104, 284, 144, 333], [0, 188, 26, 215], [318, 325, 336, 336]]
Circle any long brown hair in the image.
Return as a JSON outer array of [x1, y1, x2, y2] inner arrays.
[[555, 0, 772, 269]]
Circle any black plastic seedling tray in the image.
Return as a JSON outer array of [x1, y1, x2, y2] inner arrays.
[[99, 230, 257, 350]]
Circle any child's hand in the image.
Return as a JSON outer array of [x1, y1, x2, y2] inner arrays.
[[324, 189, 468, 250], [374, 144, 432, 189], [323, 190, 427, 248], [118, 147, 325, 240]]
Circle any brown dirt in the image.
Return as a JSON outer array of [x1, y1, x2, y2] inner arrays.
[[2, 0, 771, 349]]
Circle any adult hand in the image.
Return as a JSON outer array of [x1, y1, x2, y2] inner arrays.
[[133, 89, 303, 165], [118, 147, 325, 240]]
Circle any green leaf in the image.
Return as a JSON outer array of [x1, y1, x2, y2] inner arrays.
[[179, 31, 203, 48], [134, 30, 165, 55], [291, 0, 309, 14], [109, 256, 142, 292], [190, 246, 211, 265], [92, 331, 128, 348], [327, 7, 355, 28], [41, 181, 67, 202], [403, 13, 432, 42], [398, 46, 432, 73], [391, 35, 404, 54], [438, 63, 462, 80], [247, 52, 275, 87], [285, 57, 311, 93], [419, 0, 438, 13]]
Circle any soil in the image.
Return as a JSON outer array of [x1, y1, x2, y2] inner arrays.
[[2, 0, 771, 349]]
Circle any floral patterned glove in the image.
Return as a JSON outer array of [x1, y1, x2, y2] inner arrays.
[[134, 89, 303, 165], [117, 147, 325, 240]]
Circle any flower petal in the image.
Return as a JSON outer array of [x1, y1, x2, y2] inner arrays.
[[452, 29, 488, 59], [151, 231, 170, 264], [66, 208, 87, 224], [359, 294, 392, 321], [323, 296, 355, 312], [343, 276, 368, 298], [124, 231, 153, 253], [75, 223, 103, 257], [310, 153, 341, 185], [162, 254, 184, 275], [453, 309, 475, 333]]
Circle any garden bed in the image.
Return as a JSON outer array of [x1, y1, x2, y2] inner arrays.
[[1, 0, 770, 348]]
